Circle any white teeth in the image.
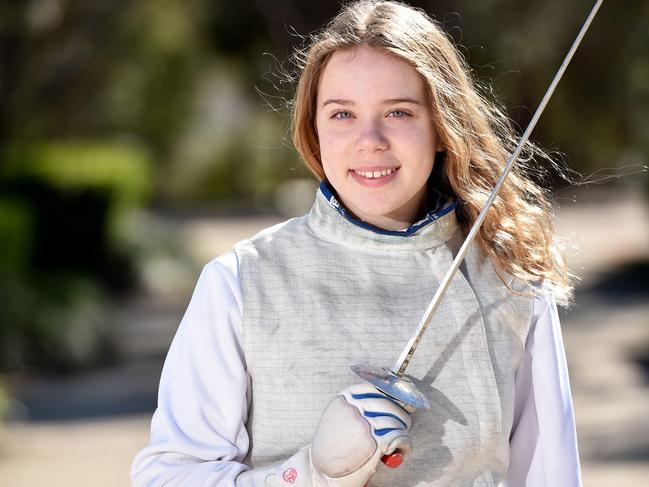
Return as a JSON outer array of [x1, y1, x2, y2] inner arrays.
[[353, 168, 396, 178]]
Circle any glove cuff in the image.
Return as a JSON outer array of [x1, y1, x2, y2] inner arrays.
[[235, 446, 316, 487]]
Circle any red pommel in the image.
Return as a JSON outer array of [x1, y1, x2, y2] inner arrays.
[[381, 452, 404, 469]]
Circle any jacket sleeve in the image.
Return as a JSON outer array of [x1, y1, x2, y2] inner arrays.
[[131, 251, 251, 486], [506, 294, 582, 486]]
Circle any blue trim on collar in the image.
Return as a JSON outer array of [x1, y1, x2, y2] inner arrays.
[[318, 181, 458, 237]]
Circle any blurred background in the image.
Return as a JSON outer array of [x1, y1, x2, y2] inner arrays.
[[0, 0, 647, 485]]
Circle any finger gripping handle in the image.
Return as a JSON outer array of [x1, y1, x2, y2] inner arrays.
[[381, 452, 403, 469]]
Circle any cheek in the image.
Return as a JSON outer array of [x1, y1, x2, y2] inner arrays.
[[318, 130, 347, 166], [320, 150, 343, 183], [316, 133, 336, 180], [399, 126, 437, 161]]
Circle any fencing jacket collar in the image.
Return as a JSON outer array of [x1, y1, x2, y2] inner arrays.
[[310, 181, 460, 251]]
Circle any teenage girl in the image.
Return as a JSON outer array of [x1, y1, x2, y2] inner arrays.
[[132, 1, 581, 485]]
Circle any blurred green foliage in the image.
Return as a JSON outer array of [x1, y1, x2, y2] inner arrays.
[[0, 140, 151, 279], [2, 141, 152, 212], [0, 273, 108, 370], [0, 0, 646, 371], [0, 378, 8, 421], [0, 140, 151, 370], [0, 198, 33, 275]]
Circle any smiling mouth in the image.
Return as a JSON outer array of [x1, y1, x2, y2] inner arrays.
[[352, 168, 399, 179]]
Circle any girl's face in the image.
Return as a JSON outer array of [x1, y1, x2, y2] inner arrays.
[[315, 45, 441, 231]]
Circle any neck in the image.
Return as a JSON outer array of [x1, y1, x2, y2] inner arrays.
[[339, 189, 430, 232], [348, 207, 425, 232]]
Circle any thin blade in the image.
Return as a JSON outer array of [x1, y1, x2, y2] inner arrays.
[[391, 0, 605, 377]]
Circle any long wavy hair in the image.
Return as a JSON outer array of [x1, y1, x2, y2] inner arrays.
[[291, 0, 572, 303]]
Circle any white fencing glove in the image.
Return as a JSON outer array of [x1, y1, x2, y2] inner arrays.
[[236, 383, 412, 487]]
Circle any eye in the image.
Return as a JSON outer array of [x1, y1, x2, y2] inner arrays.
[[332, 110, 353, 120], [387, 109, 410, 118]]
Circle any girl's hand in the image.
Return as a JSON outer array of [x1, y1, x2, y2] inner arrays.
[[236, 383, 412, 487], [311, 383, 412, 482]]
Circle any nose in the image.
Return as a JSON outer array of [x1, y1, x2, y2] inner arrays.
[[356, 119, 388, 152]]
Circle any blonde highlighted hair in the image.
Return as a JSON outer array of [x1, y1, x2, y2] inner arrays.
[[291, 0, 572, 303]]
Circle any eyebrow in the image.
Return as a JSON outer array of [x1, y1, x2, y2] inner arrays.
[[321, 97, 423, 107]]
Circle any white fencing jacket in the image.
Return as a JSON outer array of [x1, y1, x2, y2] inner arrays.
[[132, 185, 581, 486]]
